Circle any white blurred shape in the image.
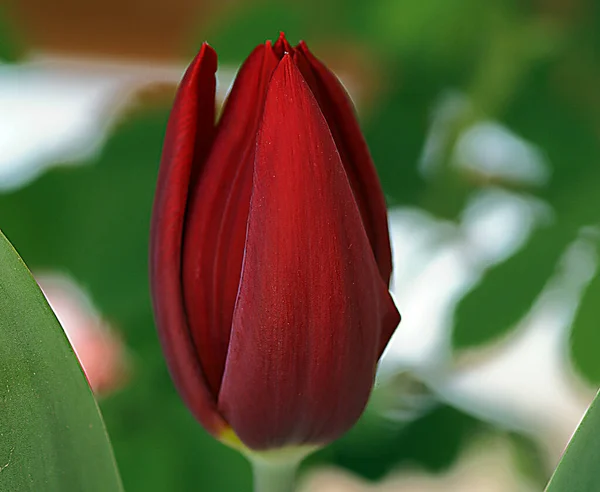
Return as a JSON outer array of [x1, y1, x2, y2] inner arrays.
[[382, 209, 474, 377], [418, 90, 550, 186], [381, 189, 544, 380], [380, 188, 596, 464], [436, 236, 597, 463], [461, 188, 550, 266], [419, 90, 470, 177], [454, 121, 550, 185], [0, 62, 127, 189], [0, 56, 235, 191]]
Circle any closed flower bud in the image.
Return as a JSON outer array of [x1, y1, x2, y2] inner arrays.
[[150, 33, 400, 453]]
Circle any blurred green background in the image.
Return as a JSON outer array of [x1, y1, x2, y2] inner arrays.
[[0, 0, 599, 490]]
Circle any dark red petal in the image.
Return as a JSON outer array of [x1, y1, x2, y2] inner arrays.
[[150, 43, 226, 435], [181, 44, 279, 397], [273, 32, 293, 58], [218, 56, 400, 450], [295, 42, 394, 286]]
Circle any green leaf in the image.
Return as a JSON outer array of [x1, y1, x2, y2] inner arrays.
[[545, 391, 600, 491], [453, 224, 573, 349], [571, 265, 600, 384], [0, 230, 123, 492]]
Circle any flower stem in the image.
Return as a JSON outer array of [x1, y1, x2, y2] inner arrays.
[[251, 458, 300, 492]]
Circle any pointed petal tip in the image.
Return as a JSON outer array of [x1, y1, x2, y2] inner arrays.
[[273, 51, 301, 79], [182, 43, 217, 90], [196, 41, 217, 61], [273, 32, 293, 57], [297, 40, 309, 51], [281, 51, 294, 64], [198, 43, 217, 61], [295, 40, 315, 59], [276, 31, 291, 46], [378, 291, 401, 357]]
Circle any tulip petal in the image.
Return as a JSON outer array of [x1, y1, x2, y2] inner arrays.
[[218, 56, 399, 450], [181, 44, 279, 397], [150, 43, 226, 434], [294, 42, 393, 286], [272, 32, 293, 58]]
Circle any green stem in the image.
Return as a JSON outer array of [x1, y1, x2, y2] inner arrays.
[[251, 458, 300, 492]]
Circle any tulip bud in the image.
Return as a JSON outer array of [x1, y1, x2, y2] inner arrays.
[[150, 33, 400, 454]]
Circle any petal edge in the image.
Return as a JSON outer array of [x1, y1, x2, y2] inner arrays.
[[150, 43, 226, 435]]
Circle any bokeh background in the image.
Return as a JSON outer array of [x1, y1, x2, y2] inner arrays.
[[1, 0, 599, 490]]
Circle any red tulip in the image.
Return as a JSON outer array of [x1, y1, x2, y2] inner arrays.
[[150, 33, 400, 452]]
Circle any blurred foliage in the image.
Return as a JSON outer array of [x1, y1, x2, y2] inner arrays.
[[571, 251, 600, 384], [323, 404, 484, 480], [0, 6, 23, 62], [508, 433, 549, 487], [2, 0, 600, 489], [453, 223, 574, 348]]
